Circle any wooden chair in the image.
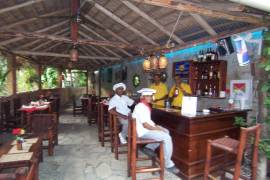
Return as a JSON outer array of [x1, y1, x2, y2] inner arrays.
[[72, 96, 83, 117], [28, 113, 58, 156], [87, 97, 98, 125], [109, 112, 128, 160], [13, 97, 21, 120], [204, 124, 261, 180], [49, 99, 59, 145], [127, 116, 165, 180], [0, 158, 39, 180], [99, 102, 111, 147], [1, 100, 20, 128]]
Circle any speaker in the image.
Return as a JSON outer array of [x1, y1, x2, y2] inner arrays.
[[217, 37, 234, 56]]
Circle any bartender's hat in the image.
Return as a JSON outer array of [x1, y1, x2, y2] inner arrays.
[[113, 82, 126, 91], [137, 88, 156, 96]]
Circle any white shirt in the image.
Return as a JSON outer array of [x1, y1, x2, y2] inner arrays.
[[132, 102, 155, 137], [108, 94, 134, 116]]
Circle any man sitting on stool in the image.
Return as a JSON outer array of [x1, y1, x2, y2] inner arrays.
[[108, 83, 134, 144], [132, 88, 179, 174]]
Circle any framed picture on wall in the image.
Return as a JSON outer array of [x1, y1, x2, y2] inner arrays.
[[173, 61, 190, 83], [230, 80, 252, 108]]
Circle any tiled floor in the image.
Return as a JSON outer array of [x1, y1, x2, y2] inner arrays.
[[39, 108, 181, 180]]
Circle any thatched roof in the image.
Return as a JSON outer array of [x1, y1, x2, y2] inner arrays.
[[0, 0, 268, 69]]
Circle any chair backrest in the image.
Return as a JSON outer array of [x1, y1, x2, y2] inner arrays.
[[30, 113, 56, 135], [72, 95, 77, 107], [1, 100, 11, 119], [13, 98, 21, 112], [238, 124, 261, 151]]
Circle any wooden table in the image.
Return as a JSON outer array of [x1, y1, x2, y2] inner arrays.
[[151, 107, 247, 180], [0, 136, 43, 170], [19, 104, 51, 126]]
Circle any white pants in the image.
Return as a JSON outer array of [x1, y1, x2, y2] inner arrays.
[[119, 118, 128, 138], [141, 127, 175, 168]]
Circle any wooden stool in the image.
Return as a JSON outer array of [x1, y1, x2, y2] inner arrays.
[[99, 102, 111, 147], [109, 112, 128, 160], [127, 116, 165, 180], [204, 124, 261, 180]]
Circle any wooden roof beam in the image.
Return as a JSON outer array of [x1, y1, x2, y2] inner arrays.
[[189, 13, 217, 36], [16, 27, 69, 50], [121, 0, 184, 45], [12, 50, 121, 61], [32, 30, 70, 51], [79, 47, 102, 65], [131, 0, 267, 24], [0, 9, 69, 30], [0, 0, 44, 14], [81, 24, 132, 57], [83, 14, 131, 45], [0, 30, 139, 49], [0, 21, 68, 46], [86, 0, 159, 45], [79, 30, 122, 58]]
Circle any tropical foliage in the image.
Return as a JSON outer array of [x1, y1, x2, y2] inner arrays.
[[41, 67, 59, 89], [16, 62, 39, 93], [62, 70, 87, 88], [0, 54, 9, 96]]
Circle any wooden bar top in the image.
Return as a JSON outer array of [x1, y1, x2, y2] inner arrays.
[[151, 107, 248, 179]]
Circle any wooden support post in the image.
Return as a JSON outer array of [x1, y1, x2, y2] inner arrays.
[[38, 64, 42, 91], [11, 55, 17, 95], [86, 70, 89, 94]]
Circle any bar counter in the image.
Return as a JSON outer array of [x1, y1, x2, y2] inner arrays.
[[151, 107, 248, 179]]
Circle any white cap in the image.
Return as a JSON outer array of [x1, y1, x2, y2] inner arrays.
[[137, 88, 156, 96], [113, 82, 126, 91]]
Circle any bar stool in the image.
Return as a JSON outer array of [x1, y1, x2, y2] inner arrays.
[[109, 112, 128, 160], [99, 102, 111, 147], [127, 116, 165, 180], [204, 124, 261, 180]]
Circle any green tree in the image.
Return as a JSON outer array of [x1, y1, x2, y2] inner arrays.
[[41, 67, 59, 89], [17, 63, 39, 92], [0, 54, 9, 96]]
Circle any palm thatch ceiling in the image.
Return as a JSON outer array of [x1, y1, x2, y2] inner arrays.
[[0, 0, 269, 70]]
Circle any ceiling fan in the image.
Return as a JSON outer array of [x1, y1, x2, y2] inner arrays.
[[37, 0, 100, 62]]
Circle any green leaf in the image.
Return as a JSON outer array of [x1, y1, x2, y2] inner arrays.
[[262, 83, 270, 92]]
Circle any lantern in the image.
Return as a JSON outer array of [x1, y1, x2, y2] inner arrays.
[[70, 48, 78, 62], [149, 55, 158, 70], [158, 54, 168, 69], [143, 57, 151, 71]]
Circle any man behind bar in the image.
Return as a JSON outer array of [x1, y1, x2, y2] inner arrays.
[[149, 73, 168, 107], [169, 75, 192, 108], [132, 88, 179, 174], [108, 83, 134, 144]]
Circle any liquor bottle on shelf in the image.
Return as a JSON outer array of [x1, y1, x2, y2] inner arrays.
[[209, 84, 213, 96], [209, 65, 213, 79], [211, 48, 218, 61], [194, 66, 199, 79], [204, 69, 209, 79], [202, 50, 207, 62], [198, 50, 203, 62], [204, 84, 209, 96], [196, 82, 201, 96], [213, 69, 218, 79], [213, 85, 217, 97]]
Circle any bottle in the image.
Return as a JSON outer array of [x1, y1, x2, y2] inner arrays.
[[196, 83, 201, 96], [204, 84, 208, 96], [206, 48, 211, 61], [165, 99, 171, 109], [209, 84, 213, 96], [174, 88, 179, 96], [209, 65, 213, 79], [213, 85, 217, 97], [198, 50, 203, 62], [202, 50, 207, 62], [204, 69, 209, 79]]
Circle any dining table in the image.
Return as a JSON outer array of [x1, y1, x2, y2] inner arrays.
[[19, 101, 51, 126], [0, 136, 42, 170]]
